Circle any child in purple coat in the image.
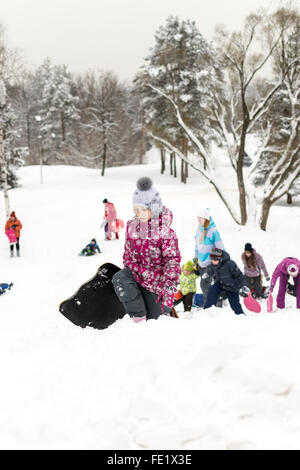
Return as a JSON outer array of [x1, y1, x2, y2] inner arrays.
[[112, 177, 181, 321], [269, 257, 300, 309]]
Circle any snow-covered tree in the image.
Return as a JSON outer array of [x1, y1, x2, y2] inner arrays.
[[251, 10, 300, 229], [135, 16, 224, 181], [0, 23, 25, 217], [77, 71, 141, 174], [0, 96, 26, 186], [138, 8, 299, 230], [35, 58, 79, 155]]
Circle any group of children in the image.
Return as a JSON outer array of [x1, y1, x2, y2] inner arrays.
[[176, 242, 271, 314], [111, 176, 300, 321], [4, 177, 298, 319], [175, 242, 299, 316], [78, 199, 120, 256]]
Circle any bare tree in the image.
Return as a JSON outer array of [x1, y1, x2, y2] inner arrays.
[[141, 7, 299, 230], [257, 8, 300, 229]]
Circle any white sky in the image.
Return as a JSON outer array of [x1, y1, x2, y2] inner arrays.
[[0, 0, 281, 81]]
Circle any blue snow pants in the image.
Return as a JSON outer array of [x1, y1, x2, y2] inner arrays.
[[204, 281, 244, 315]]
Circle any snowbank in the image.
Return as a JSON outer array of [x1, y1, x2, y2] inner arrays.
[[0, 160, 299, 450]]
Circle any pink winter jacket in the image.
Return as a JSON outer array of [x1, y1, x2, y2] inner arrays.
[[104, 202, 117, 221], [123, 206, 181, 308]]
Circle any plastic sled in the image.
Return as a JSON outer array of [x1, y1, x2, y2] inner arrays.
[[111, 219, 124, 233], [59, 263, 126, 330], [5, 229, 17, 244], [243, 293, 261, 313], [267, 292, 273, 313]]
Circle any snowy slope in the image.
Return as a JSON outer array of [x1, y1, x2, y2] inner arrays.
[[0, 155, 299, 450]]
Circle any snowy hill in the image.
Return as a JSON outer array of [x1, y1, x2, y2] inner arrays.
[[0, 157, 299, 450]]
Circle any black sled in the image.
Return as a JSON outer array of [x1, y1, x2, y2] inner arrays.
[[59, 263, 126, 330], [287, 282, 297, 297]]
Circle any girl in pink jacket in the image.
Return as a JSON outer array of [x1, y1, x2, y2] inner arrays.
[[112, 177, 181, 321]]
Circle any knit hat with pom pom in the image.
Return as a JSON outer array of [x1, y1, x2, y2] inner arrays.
[[132, 177, 162, 218]]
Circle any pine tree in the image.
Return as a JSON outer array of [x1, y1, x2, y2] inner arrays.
[[0, 101, 26, 190], [35, 58, 79, 156], [136, 16, 223, 165]]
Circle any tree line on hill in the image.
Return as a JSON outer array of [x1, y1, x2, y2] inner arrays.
[[0, 4, 299, 229]]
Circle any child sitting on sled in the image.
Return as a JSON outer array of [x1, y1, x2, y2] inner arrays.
[[204, 248, 249, 315], [0, 283, 13, 295], [174, 260, 200, 311], [79, 238, 101, 256], [112, 177, 181, 322]]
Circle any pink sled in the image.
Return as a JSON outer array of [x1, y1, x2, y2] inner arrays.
[[267, 293, 273, 313], [5, 228, 17, 244], [243, 293, 261, 314]]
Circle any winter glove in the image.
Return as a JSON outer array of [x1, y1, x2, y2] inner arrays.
[[11, 224, 17, 229], [132, 316, 146, 323], [265, 276, 270, 282], [239, 286, 250, 298], [202, 272, 210, 280], [156, 281, 177, 312]]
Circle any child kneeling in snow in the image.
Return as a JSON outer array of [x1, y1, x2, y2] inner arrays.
[[269, 257, 300, 309], [174, 260, 200, 312], [0, 283, 13, 295], [112, 177, 181, 322], [79, 238, 101, 256], [204, 248, 249, 315]]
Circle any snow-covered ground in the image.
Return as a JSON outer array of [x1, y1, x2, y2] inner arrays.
[[0, 153, 299, 450]]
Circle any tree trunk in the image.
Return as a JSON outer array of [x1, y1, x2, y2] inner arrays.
[[170, 153, 173, 175], [160, 148, 165, 174], [259, 198, 272, 231], [39, 139, 44, 184], [181, 158, 186, 184], [61, 111, 65, 141], [0, 112, 10, 218], [25, 100, 31, 151], [237, 121, 249, 225], [102, 141, 107, 176], [139, 105, 144, 164], [287, 193, 293, 204], [173, 152, 177, 178], [183, 136, 188, 181]]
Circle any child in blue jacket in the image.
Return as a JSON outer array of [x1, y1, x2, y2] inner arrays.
[[0, 283, 13, 295], [79, 239, 101, 256], [193, 208, 225, 304]]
